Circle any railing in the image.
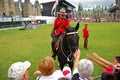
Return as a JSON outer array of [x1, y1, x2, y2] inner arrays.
[[0, 17, 22, 22]]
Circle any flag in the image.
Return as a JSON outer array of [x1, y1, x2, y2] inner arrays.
[[51, 0, 58, 16]]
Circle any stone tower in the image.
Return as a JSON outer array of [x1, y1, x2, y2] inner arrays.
[[78, 3, 83, 19], [116, 0, 120, 9], [0, 0, 5, 16], [8, 0, 15, 16], [0, 0, 15, 16], [116, 0, 120, 21], [22, 0, 32, 17], [34, 0, 41, 16]]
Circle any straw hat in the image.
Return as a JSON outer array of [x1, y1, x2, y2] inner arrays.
[[58, 8, 67, 15]]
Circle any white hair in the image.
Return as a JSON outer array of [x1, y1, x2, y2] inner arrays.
[[78, 59, 94, 79]]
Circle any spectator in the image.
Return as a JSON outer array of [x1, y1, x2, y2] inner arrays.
[[114, 63, 120, 80], [83, 24, 89, 50], [25, 21, 29, 28], [8, 61, 31, 80], [72, 49, 94, 80], [34, 56, 64, 80], [87, 53, 120, 80], [51, 8, 70, 59], [114, 63, 120, 70]]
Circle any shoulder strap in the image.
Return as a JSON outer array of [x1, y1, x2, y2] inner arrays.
[[37, 76, 41, 80]]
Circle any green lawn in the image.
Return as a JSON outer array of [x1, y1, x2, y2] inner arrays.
[[0, 22, 120, 79]]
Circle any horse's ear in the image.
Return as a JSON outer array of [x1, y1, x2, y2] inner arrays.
[[75, 22, 80, 31]]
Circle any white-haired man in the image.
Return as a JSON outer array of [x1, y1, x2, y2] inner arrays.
[[72, 49, 94, 80]]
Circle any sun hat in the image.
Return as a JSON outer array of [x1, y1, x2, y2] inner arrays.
[[62, 66, 72, 79], [8, 61, 31, 78], [58, 8, 67, 15], [78, 59, 94, 79]]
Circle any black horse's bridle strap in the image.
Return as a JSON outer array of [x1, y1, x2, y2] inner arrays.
[[66, 32, 78, 35]]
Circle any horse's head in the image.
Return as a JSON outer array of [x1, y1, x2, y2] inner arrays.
[[64, 22, 80, 53], [58, 23, 80, 70]]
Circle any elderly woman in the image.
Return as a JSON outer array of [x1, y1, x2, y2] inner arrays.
[[34, 56, 64, 80]]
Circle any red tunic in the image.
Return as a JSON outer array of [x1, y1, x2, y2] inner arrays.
[[102, 65, 113, 75], [83, 27, 89, 39], [54, 18, 70, 36]]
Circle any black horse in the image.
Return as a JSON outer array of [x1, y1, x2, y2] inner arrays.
[[57, 22, 80, 70]]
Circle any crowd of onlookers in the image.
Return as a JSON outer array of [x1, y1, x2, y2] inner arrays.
[[8, 49, 120, 80]]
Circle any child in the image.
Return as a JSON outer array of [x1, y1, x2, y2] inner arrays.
[[87, 53, 120, 80]]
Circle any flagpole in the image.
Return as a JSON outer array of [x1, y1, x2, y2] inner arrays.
[[51, 0, 58, 18]]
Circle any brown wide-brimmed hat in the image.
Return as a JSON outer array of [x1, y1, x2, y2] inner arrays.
[[58, 8, 67, 15]]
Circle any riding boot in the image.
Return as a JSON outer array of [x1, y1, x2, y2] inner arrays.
[[51, 35, 59, 60], [52, 50, 57, 60], [84, 41, 86, 49], [84, 40, 88, 50], [85, 41, 88, 50]]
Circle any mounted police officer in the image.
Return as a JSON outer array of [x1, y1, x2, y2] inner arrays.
[[51, 8, 70, 60]]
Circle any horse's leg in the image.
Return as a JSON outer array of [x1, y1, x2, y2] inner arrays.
[[59, 62, 64, 70], [68, 61, 73, 70]]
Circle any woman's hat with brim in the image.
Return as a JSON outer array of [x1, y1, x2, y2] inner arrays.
[[8, 61, 31, 79], [58, 8, 67, 15]]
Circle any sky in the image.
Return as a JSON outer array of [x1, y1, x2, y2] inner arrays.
[[14, 0, 116, 10]]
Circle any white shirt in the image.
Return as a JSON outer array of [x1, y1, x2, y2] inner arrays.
[[36, 70, 64, 80]]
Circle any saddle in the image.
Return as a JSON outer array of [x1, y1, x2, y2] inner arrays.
[[53, 35, 63, 50]]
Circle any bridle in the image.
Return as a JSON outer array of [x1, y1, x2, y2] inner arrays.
[[66, 32, 78, 35], [60, 31, 79, 62]]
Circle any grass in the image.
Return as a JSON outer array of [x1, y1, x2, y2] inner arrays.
[[0, 22, 120, 79]]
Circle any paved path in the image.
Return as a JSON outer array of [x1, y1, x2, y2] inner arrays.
[[0, 26, 23, 31]]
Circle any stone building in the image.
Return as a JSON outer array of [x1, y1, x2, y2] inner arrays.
[[0, 0, 42, 17], [14, 0, 22, 16], [76, 5, 110, 22], [22, 0, 33, 17], [34, 0, 41, 16], [77, 3, 83, 19], [109, 0, 120, 21], [0, 0, 15, 16]]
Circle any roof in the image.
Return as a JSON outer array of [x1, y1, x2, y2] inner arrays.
[[94, 5, 102, 11], [42, 0, 75, 8]]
